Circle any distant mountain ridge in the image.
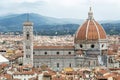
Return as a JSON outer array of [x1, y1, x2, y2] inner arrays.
[[0, 13, 83, 24], [0, 13, 120, 35], [0, 13, 83, 31]]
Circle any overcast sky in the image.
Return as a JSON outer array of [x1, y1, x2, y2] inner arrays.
[[0, 0, 120, 20]]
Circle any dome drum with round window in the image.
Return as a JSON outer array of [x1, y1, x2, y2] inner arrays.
[[74, 7, 108, 58]]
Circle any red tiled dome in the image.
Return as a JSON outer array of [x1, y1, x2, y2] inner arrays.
[[75, 7, 106, 41]]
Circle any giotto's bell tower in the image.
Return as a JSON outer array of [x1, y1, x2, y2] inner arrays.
[[23, 14, 33, 67]]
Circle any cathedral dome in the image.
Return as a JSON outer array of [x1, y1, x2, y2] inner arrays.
[[75, 7, 107, 42]]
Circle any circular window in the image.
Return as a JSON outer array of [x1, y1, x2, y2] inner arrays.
[[45, 52, 47, 55], [80, 44, 83, 48], [91, 44, 95, 48], [57, 52, 59, 55], [33, 52, 35, 54], [68, 52, 71, 55]]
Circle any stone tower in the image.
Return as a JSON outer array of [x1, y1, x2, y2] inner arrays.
[[23, 14, 33, 67]]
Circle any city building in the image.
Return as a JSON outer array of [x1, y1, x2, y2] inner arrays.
[[23, 7, 108, 71]]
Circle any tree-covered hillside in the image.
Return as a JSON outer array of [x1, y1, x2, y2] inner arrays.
[[0, 13, 120, 35]]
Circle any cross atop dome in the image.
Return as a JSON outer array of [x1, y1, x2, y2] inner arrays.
[[88, 6, 94, 20]]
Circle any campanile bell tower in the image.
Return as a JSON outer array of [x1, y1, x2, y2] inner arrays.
[[23, 14, 33, 67]]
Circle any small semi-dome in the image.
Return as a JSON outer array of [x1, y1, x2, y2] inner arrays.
[[75, 7, 106, 42]]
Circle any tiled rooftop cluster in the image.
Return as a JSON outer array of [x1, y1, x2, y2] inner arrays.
[[0, 34, 120, 80], [1, 63, 120, 80]]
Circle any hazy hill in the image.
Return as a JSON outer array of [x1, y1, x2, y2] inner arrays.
[[0, 13, 82, 31], [0, 13, 119, 35]]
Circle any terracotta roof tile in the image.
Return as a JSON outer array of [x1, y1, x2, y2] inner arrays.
[[0, 63, 8, 68], [76, 21, 88, 41], [107, 49, 116, 55], [75, 19, 106, 42], [95, 69, 108, 75], [104, 72, 117, 78], [34, 46, 74, 50], [14, 71, 35, 75], [52, 75, 65, 80], [115, 75, 120, 80]]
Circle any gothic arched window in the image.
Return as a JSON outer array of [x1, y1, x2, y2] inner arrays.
[[57, 63, 59, 68], [108, 57, 113, 63], [26, 32, 30, 40], [69, 63, 71, 67]]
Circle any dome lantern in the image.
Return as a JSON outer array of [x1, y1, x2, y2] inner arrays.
[[88, 7, 93, 20], [75, 7, 107, 42]]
